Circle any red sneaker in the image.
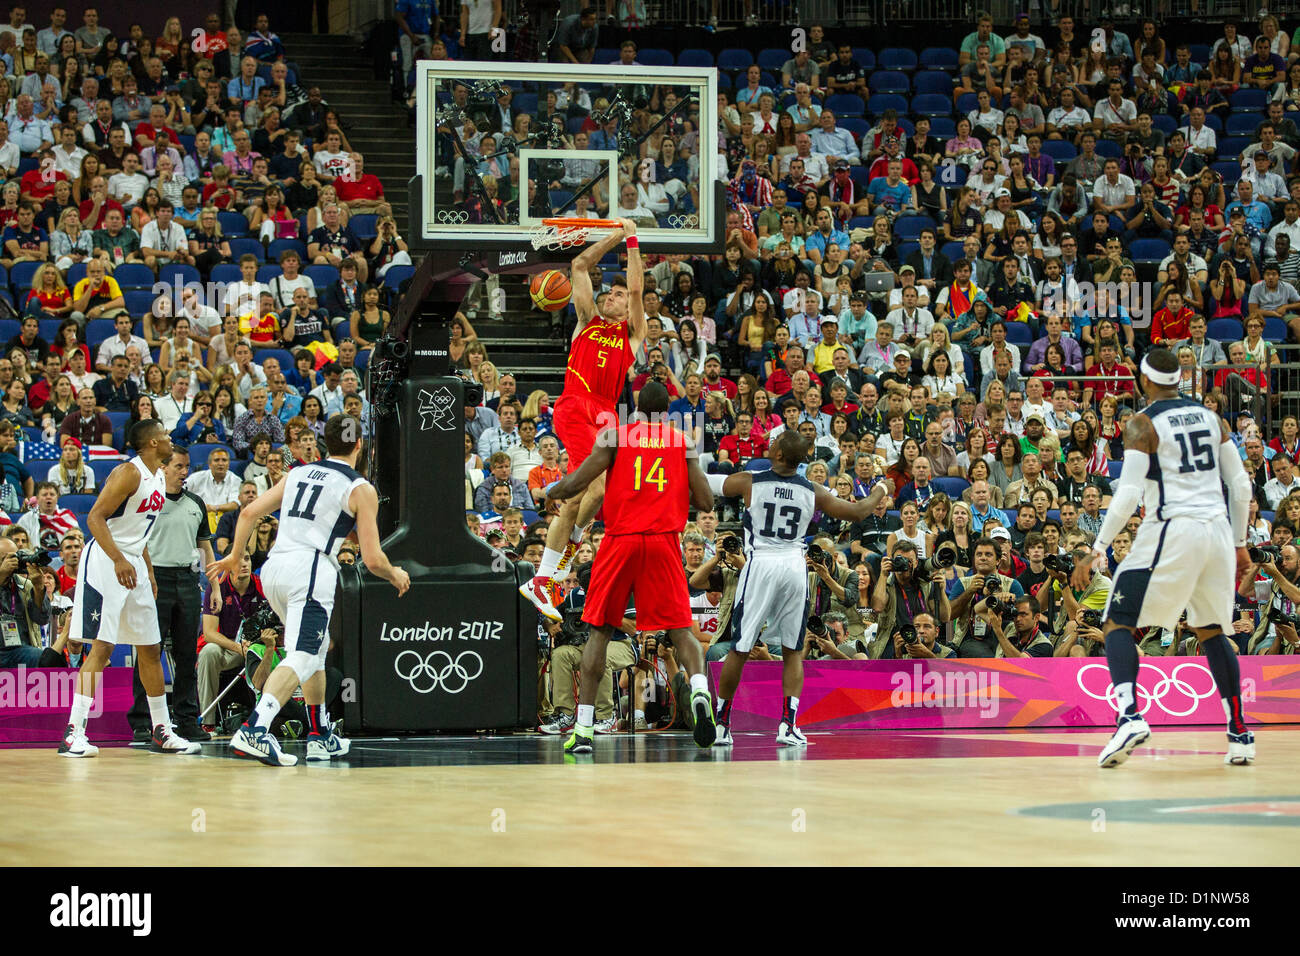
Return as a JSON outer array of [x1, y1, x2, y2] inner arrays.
[[519, 576, 561, 621]]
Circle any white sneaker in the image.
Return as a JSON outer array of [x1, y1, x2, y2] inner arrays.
[[632, 714, 648, 731], [1097, 717, 1151, 768], [148, 723, 202, 755], [713, 724, 734, 746], [306, 732, 350, 761], [57, 724, 98, 758], [538, 712, 575, 735], [232, 725, 298, 767], [1225, 731, 1256, 766], [518, 576, 561, 622], [593, 716, 618, 734], [776, 721, 808, 746]]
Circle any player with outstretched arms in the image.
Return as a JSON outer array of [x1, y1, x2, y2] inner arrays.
[[706, 432, 893, 746], [521, 219, 646, 621], [206, 415, 410, 766], [1074, 347, 1256, 769]]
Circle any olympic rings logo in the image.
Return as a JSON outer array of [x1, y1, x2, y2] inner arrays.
[[1076, 662, 1218, 717], [437, 209, 470, 224], [394, 650, 484, 694], [667, 214, 698, 229]]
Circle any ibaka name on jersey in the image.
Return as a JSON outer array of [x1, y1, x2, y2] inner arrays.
[[135, 490, 164, 515]]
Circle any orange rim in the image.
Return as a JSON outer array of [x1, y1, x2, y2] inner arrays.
[[542, 217, 622, 228]]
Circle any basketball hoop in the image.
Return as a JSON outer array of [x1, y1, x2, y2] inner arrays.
[[528, 217, 622, 251]]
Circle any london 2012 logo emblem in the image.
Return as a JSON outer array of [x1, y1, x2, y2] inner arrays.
[[417, 387, 456, 431], [394, 650, 484, 693]]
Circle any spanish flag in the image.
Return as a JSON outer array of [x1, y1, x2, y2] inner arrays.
[[1012, 301, 1037, 325], [948, 280, 980, 318]]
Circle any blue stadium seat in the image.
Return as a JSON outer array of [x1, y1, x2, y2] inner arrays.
[[717, 49, 754, 74], [868, 71, 910, 94], [229, 459, 247, 477], [757, 48, 788, 72], [941, 241, 963, 260], [228, 238, 265, 262], [26, 459, 57, 481], [111, 424, 124, 451], [266, 239, 307, 263], [1150, 114, 1177, 135], [714, 72, 731, 90], [759, 71, 778, 89], [897, 241, 919, 261], [1188, 44, 1211, 65], [852, 48, 875, 70], [676, 48, 714, 68], [210, 264, 242, 285], [85, 319, 117, 348], [256, 265, 283, 284], [1263, 317, 1288, 342], [1108, 461, 1122, 479], [591, 47, 618, 64], [932, 477, 969, 498], [1093, 139, 1121, 159], [878, 48, 918, 71], [637, 48, 673, 67], [61, 494, 98, 513], [911, 94, 951, 117], [1128, 238, 1171, 264], [744, 458, 772, 472], [89, 459, 118, 486], [66, 262, 87, 288], [1218, 136, 1250, 158], [928, 117, 956, 139], [1203, 114, 1223, 133], [218, 211, 249, 237], [1212, 160, 1241, 184], [919, 47, 959, 72], [114, 264, 155, 290], [38, 318, 61, 340], [848, 215, 875, 231], [955, 92, 978, 114], [824, 93, 864, 117], [187, 443, 234, 470], [1004, 322, 1033, 347], [304, 265, 338, 288], [839, 117, 869, 140], [158, 263, 200, 289], [849, 167, 869, 190], [512, 92, 537, 114], [1039, 140, 1077, 164], [912, 71, 954, 96], [866, 93, 907, 116], [384, 265, 415, 292], [350, 214, 379, 240], [8, 260, 40, 292], [123, 290, 158, 316], [1225, 113, 1259, 137], [105, 411, 130, 429], [894, 215, 933, 240], [1230, 89, 1268, 111], [255, 348, 294, 370], [1206, 318, 1244, 342]]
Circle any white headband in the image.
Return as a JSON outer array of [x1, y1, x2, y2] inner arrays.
[[1140, 355, 1180, 386]]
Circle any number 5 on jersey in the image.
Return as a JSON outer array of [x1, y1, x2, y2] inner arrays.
[[633, 455, 666, 491]]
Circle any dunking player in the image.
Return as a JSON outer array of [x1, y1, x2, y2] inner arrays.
[[708, 433, 893, 746], [521, 218, 646, 621], [58, 419, 202, 757], [1075, 347, 1256, 768], [544, 382, 717, 754], [207, 416, 410, 766]]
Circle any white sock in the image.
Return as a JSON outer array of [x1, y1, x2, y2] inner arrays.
[[251, 693, 283, 732], [690, 673, 708, 695], [715, 696, 727, 716], [69, 693, 93, 733], [569, 524, 584, 545], [536, 546, 564, 580], [1114, 682, 1136, 717], [634, 709, 645, 721], [576, 703, 594, 729], [147, 694, 170, 731]]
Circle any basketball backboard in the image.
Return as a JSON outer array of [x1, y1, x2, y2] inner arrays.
[[413, 60, 721, 254]]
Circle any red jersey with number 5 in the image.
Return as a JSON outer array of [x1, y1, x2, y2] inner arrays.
[[603, 421, 690, 535], [565, 316, 633, 409]]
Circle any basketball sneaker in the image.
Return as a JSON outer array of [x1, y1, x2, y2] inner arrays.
[[563, 729, 593, 754], [1225, 730, 1256, 765], [148, 724, 202, 755], [57, 724, 98, 758], [1097, 715, 1151, 768], [593, 716, 618, 734], [555, 540, 579, 574], [691, 689, 717, 748], [776, 721, 808, 747], [538, 712, 575, 734], [519, 576, 561, 621], [713, 724, 734, 747], [306, 731, 351, 761], [232, 724, 299, 767]]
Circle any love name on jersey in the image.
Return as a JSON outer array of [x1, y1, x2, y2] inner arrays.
[[135, 491, 164, 513]]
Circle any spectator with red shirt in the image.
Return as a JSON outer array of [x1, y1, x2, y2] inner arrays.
[[239, 292, 282, 349], [201, 164, 238, 210], [1150, 289, 1194, 346], [77, 175, 125, 229], [194, 13, 228, 60], [699, 353, 738, 399], [54, 533, 80, 595], [334, 153, 392, 216], [867, 138, 919, 184], [133, 103, 182, 153], [1082, 341, 1135, 407], [820, 379, 859, 417], [19, 148, 66, 204], [716, 412, 769, 471]]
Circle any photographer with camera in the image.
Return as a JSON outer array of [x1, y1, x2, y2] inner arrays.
[[805, 611, 871, 660], [0, 535, 52, 668], [243, 601, 345, 740], [691, 532, 750, 662], [892, 612, 954, 659], [196, 551, 268, 731], [984, 594, 1055, 657], [1239, 543, 1300, 654], [869, 540, 951, 658], [947, 537, 1025, 657], [806, 532, 862, 626], [538, 561, 638, 735]]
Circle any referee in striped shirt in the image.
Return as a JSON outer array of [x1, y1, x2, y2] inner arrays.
[[127, 445, 218, 743]]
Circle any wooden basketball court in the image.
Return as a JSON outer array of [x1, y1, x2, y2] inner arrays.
[[4, 726, 1296, 866]]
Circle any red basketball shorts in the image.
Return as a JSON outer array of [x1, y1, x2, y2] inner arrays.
[[581, 532, 693, 632], [553, 393, 614, 472]]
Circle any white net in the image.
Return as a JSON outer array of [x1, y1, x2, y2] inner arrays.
[[528, 222, 598, 251]]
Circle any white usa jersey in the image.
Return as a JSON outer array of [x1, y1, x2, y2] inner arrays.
[[108, 457, 166, 556], [1142, 397, 1227, 523], [270, 459, 368, 568], [742, 470, 818, 555]]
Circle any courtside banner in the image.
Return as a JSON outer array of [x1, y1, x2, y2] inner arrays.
[[0, 667, 133, 743], [709, 658, 1300, 731]]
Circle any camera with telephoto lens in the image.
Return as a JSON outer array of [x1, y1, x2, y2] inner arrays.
[[1080, 608, 1104, 629], [15, 549, 52, 567], [806, 543, 832, 567], [897, 623, 919, 645], [891, 554, 912, 575], [1249, 545, 1282, 564], [719, 534, 742, 555], [1266, 606, 1299, 629], [1043, 553, 1074, 574], [241, 602, 285, 645], [918, 542, 957, 576], [806, 615, 828, 638]]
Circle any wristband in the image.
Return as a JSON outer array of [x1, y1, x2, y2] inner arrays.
[[626, 236, 638, 251]]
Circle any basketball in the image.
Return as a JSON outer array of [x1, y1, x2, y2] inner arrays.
[[530, 270, 571, 312]]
